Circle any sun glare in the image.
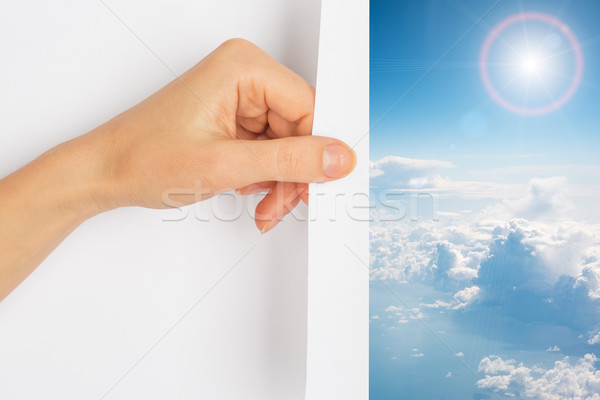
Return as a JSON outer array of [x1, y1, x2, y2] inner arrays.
[[479, 12, 583, 116], [521, 54, 541, 75]]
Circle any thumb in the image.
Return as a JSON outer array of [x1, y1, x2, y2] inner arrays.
[[226, 136, 357, 185]]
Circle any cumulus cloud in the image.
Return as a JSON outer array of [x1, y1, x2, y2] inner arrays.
[[478, 355, 518, 375], [372, 216, 600, 289], [422, 286, 480, 310], [370, 221, 490, 283], [577, 263, 600, 300], [504, 177, 572, 219], [372, 216, 600, 350], [476, 354, 600, 399], [453, 286, 481, 309], [588, 330, 600, 346], [370, 155, 600, 397], [472, 219, 600, 334], [431, 242, 482, 283], [370, 156, 453, 188], [370, 155, 600, 363], [371, 174, 590, 285]]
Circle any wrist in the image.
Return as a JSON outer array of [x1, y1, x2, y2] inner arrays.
[[51, 127, 123, 217], [0, 126, 121, 298]]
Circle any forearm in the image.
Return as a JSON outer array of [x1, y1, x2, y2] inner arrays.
[[0, 130, 114, 301]]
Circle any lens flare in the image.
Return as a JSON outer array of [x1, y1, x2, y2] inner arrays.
[[480, 12, 583, 116]]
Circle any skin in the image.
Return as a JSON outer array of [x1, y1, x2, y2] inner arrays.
[[0, 39, 356, 302]]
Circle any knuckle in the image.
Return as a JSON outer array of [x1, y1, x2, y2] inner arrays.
[[213, 39, 262, 78], [218, 38, 256, 54], [276, 141, 301, 177]]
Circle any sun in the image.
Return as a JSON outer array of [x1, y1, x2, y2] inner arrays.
[[521, 54, 541, 75], [479, 12, 583, 116]]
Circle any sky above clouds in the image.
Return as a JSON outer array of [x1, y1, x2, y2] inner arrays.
[[370, 0, 600, 399], [370, 0, 600, 180]]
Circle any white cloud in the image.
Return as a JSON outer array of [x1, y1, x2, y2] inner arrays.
[[384, 305, 423, 323], [409, 308, 423, 319], [370, 157, 600, 361], [476, 354, 600, 399], [478, 355, 517, 374], [385, 305, 402, 313], [422, 286, 480, 310], [577, 263, 600, 300], [410, 348, 424, 357], [588, 330, 600, 345], [455, 352, 464, 357], [447, 264, 479, 280], [453, 286, 480, 309], [370, 155, 600, 227], [372, 214, 600, 290], [369, 155, 525, 200], [370, 156, 600, 217], [370, 156, 453, 188], [372, 216, 600, 351], [370, 220, 491, 283], [422, 300, 453, 309], [497, 218, 600, 284], [505, 177, 573, 220]]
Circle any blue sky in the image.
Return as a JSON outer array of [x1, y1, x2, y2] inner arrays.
[[370, 1, 600, 399], [370, 0, 600, 182]]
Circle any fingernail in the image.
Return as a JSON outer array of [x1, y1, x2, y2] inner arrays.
[[259, 219, 279, 234], [322, 143, 356, 178]]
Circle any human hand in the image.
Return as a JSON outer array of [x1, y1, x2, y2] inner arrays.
[[2, 38, 356, 300], [87, 38, 356, 233]]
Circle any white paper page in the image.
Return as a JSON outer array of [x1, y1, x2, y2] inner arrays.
[[306, 0, 369, 398], [0, 1, 319, 399]]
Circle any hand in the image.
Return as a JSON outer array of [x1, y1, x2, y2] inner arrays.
[[90, 38, 356, 232], [0, 38, 356, 301]]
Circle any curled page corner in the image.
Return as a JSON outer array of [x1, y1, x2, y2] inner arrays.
[[306, 0, 369, 398]]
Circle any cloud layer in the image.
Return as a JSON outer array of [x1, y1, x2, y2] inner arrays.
[[476, 354, 600, 399], [370, 156, 453, 188], [370, 155, 600, 398]]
